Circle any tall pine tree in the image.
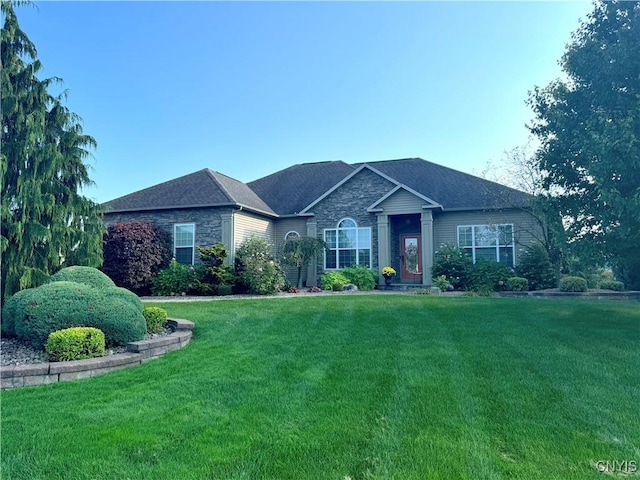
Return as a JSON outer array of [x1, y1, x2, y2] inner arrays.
[[1, 0, 104, 304]]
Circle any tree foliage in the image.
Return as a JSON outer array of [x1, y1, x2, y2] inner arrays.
[[1, 1, 104, 304], [101, 221, 173, 295], [281, 236, 326, 288], [528, 0, 640, 288]]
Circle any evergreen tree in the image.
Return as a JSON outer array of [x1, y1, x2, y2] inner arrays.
[[1, 0, 104, 303]]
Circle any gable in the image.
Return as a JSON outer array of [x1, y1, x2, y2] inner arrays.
[[367, 185, 442, 214], [305, 167, 397, 224]]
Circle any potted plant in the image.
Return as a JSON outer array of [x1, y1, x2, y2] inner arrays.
[[381, 266, 396, 289]]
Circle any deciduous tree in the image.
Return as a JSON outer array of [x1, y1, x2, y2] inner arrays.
[[528, 0, 640, 288]]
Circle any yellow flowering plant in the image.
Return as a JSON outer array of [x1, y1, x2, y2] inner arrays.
[[382, 266, 396, 277]]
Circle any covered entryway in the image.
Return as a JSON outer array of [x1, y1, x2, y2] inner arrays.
[[370, 187, 438, 287]]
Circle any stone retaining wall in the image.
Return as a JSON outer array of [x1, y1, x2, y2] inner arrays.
[[1, 318, 194, 389]]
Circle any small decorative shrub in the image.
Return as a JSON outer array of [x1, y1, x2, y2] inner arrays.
[[559, 276, 588, 292], [307, 286, 322, 293], [516, 243, 556, 290], [217, 284, 233, 296], [342, 265, 376, 291], [46, 327, 106, 362], [49, 266, 116, 289], [432, 275, 450, 291], [143, 307, 167, 334], [599, 280, 624, 291], [321, 271, 349, 290], [287, 287, 300, 293], [432, 244, 473, 290], [506, 277, 529, 292], [151, 259, 198, 296], [196, 244, 237, 292], [468, 260, 512, 292]]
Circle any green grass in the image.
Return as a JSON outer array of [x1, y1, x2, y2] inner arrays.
[[1, 296, 639, 480]]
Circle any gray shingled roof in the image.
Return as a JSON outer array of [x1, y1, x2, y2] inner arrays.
[[359, 158, 530, 211], [104, 169, 276, 215], [104, 159, 529, 216], [247, 161, 357, 216]]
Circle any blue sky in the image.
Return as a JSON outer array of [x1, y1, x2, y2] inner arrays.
[[16, 1, 593, 204]]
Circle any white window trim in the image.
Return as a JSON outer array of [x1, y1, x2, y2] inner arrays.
[[323, 218, 372, 270], [174, 223, 195, 264], [284, 230, 301, 241], [457, 224, 515, 266]]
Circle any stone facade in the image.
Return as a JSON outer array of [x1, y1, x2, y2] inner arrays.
[[309, 169, 397, 281], [104, 207, 233, 264]]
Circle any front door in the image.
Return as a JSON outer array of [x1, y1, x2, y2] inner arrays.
[[401, 235, 422, 280]]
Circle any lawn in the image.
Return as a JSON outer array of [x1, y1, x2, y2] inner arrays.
[[1, 296, 638, 480]]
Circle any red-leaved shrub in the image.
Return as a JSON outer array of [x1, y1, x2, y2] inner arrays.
[[102, 221, 172, 295]]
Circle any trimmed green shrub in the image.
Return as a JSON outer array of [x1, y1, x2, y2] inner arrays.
[[516, 243, 556, 290], [432, 244, 473, 290], [49, 266, 115, 289], [217, 284, 233, 296], [151, 259, 198, 296], [46, 327, 106, 362], [506, 277, 529, 292], [599, 280, 624, 291], [342, 265, 376, 291], [321, 271, 349, 291], [143, 307, 168, 334], [111, 287, 144, 312], [10, 282, 146, 348], [559, 276, 588, 292], [468, 260, 512, 292], [1, 288, 32, 337]]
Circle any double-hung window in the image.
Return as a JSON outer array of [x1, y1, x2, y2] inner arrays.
[[174, 223, 195, 264], [324, 218, 371, 269], [457, 224, 514, 265]]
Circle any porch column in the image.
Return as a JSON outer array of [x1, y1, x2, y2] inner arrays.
[[377, 214, 390, 286], [221, 212, 234, 266], [421, 210, 434, 286], [306, 218, 318, 286]]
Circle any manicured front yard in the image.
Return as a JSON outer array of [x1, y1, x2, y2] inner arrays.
[[1, 296, 638, 479]]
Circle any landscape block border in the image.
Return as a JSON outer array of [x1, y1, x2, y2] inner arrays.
[[1, 318, 194, 389]]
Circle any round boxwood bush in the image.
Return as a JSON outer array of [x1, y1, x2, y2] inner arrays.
[[0, 288, 32, 338], [506, 277, 529, 292], [10, 281, 146, 349], [111, 286, 144, 312], [46, 327, 106, 362], [559, 276, 588, 292], [599, 280, 624, 291], [49, 266, 116, 289], [143, 307, 168, 334]]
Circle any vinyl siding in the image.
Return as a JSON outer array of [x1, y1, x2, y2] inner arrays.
[[233, 210, 275, 251], [378, 190, 425, 214], [433, 209, 542, 265]]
